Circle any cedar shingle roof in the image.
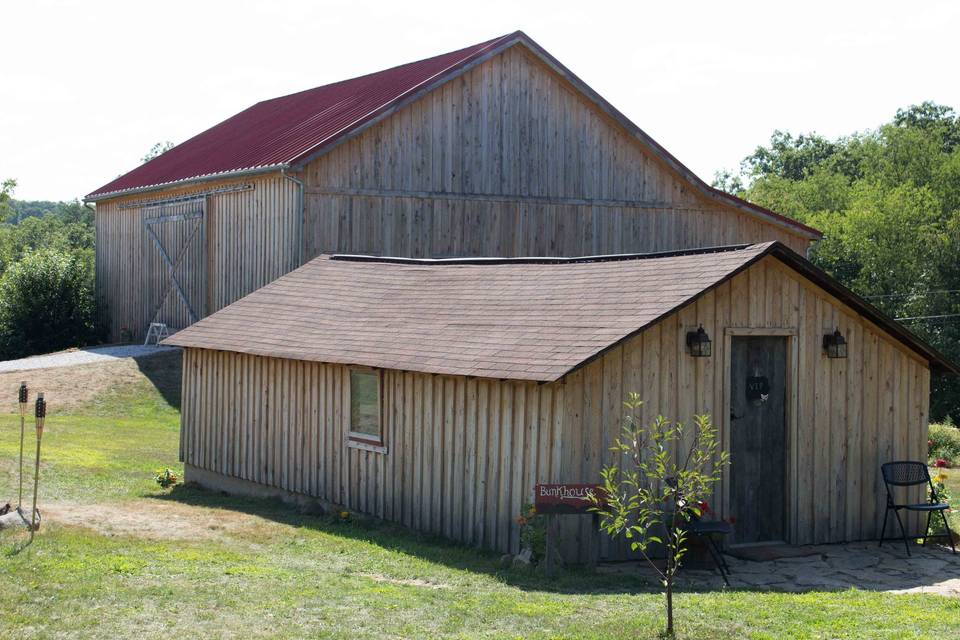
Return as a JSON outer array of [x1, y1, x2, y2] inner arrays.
[[163, 242, 958, 378]]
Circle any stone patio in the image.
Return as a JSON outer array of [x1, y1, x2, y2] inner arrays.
[[601, 542, 960, 596]]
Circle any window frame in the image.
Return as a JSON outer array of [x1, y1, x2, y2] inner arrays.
[[347, 366, 386, 453]]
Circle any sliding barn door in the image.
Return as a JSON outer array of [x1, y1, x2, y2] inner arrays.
[[142, 199, 207, 331]]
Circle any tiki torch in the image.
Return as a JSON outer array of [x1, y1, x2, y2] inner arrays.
[[17, 381, 28, 512], [30, 392, 46, 537]]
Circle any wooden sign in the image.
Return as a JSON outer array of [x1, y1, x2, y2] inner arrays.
[[534, 483, 604, 514]]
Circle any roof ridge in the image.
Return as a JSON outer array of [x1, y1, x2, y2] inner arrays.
[[329, 243, 763, 266], [255, 32, 519, 107]]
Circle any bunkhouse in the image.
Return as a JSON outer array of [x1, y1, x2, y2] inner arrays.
[[85, 31, 821, 342], [164, 243, 956, 562]]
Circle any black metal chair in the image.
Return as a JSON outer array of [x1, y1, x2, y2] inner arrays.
[[664, 477, 733, 584], [879, 461, 956, 556], [681, 516, 733, 585]]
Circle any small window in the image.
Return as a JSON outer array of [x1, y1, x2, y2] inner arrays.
[[349, 368, 382, 447]]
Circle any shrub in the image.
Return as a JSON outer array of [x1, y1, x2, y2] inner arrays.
[[0, 249, 101, 359], [929, 423, 960, 467], [515, 503, 546, 560]]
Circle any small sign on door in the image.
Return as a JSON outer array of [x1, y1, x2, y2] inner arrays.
[[746, 375, 770, 405]]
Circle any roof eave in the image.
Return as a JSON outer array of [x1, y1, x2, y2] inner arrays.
[[557, 242, 957, 381], [84, 163, 290, 203]]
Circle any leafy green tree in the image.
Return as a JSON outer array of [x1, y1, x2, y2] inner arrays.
[[0, 250, 100, 359], [593, 395, 729, 638], [141, 141, 175, 164], [718, 102, 960, 420], [0, 179, 16, 222]]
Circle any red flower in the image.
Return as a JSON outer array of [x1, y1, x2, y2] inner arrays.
[[928, 440, 934, 448], [697, 501, 712, 515], [935, 458, 948, 468]]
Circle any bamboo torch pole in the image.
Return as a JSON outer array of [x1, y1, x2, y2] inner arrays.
[[17, 381, 28, 512], [30, 392, 45, 538]]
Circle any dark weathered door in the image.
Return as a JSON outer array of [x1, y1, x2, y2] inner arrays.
[[729, 336, 787, 544], [142, 199, 206, 331]]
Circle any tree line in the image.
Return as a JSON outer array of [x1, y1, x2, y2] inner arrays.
[[0, 180, 101, 358], [714, 101, 960, 420]]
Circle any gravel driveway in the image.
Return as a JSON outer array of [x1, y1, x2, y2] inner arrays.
[[0, 345, 177, 373]]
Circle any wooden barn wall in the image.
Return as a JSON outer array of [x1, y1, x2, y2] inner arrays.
[[560, 256, 930, 562], [302, 45, 811, 258], [180, 349, 565, 555], [94, 175, 300, 340]]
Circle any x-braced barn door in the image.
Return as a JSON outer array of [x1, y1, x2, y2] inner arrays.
[[142, 199, 206, 331]]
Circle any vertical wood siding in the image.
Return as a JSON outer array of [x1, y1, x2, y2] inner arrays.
[[95, 175, 300, 340], [180, 350, 565, 555], [302, 45, 811, 258], [561, 256, 930, 560]]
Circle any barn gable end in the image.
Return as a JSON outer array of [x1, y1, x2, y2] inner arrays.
[[301, 41, 815, 259]]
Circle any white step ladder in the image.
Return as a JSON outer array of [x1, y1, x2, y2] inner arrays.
[[143, 322, 171, 346]]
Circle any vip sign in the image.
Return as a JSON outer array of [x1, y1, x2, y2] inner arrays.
[[534, 483, 605, 514]]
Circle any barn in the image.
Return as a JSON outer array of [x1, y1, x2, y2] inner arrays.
[[89, 30, 955, 560], [164, 243, 956, 562], [85, 31, 821, 341]]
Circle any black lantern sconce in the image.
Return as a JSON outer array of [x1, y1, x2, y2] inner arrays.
[[686, 325, 712, 358], [823, 328, 848, 359]]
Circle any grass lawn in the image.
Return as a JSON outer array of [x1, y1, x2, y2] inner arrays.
[[1, 353, 959, 639]]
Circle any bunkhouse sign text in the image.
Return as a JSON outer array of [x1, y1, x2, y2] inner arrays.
[[534, 483, 605, 514]]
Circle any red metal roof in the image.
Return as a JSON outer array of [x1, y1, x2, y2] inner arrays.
[[87, 33, 515, 199], [85, 31, 821, 239]]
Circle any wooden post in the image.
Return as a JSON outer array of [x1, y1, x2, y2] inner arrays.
[[544, 514, 561, 578], [588, 513, 600, 569]]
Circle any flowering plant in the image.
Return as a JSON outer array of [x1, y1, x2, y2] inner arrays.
[[932, 471, 952, 505], [155, 468, 178, 488], [928, 470, 957, 543], [935, 458, 949, 468], [516, 503, 546, 560]]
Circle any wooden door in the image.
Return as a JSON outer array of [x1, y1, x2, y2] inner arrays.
[[729, 336, 788, 544], [142, 199, 206, 331]]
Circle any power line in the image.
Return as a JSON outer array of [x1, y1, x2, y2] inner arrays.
[[867, 289, 960, 300], [896, 313, 960, 321]]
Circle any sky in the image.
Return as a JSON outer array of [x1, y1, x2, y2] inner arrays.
[[2, 0, 959, 202]]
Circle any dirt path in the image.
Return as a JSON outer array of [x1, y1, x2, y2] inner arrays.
[[43, 499, 277, 542]]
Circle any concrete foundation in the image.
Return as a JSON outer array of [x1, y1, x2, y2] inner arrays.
[[184, 464, 332, 515]]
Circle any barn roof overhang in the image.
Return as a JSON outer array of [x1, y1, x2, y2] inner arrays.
[[83, 164, 289, 203]]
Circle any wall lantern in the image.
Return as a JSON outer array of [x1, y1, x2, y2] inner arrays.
[[823, 328, 848, 359], [686, 325, 712, 358]]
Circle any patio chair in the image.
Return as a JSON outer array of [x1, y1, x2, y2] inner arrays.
[[878, 461, 956, 556], [667, 478, 733, 584], [681, 516, 733, 585]]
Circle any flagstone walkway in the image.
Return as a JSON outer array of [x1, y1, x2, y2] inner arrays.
[[603, 542, 960, 596], [708, 542, 959, 595]]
